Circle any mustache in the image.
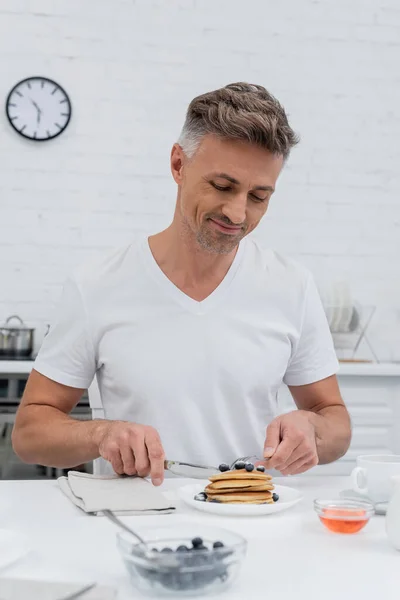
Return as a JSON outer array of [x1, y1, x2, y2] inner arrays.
[[206, 213, 246, 228]]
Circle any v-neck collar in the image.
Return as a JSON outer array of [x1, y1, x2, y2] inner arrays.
[[140, 236, 247, 315]]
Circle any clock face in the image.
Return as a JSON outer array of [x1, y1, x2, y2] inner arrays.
[[6, 76, 72, 141]]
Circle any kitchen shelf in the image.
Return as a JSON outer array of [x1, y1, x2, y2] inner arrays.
[[1, 360, 400, 378]]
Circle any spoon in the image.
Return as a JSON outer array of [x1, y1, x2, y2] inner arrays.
[[103, 510, 178, 564], [103, 509, 145, 545]]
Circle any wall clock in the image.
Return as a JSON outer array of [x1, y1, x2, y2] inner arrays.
[[5, 76, 72, 141]]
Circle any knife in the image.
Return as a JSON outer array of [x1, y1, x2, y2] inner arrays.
[[164, 459, 219, 479]]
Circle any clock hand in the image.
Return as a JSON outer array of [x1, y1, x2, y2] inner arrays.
[[30, 99, 42, 125]]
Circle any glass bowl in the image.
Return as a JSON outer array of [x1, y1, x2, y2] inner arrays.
[[314, 499, 375, 534], [116, 523, 247, 596]]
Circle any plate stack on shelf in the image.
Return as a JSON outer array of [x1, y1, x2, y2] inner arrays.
[[319, 282, 376, 362]]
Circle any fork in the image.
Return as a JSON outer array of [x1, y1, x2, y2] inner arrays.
[[230, 455, 261, 468]]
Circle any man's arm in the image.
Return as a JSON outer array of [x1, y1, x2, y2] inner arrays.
[[12, 370, 108, 467], [12, 370, 166, 485], [263, 375, 351, 475], [289, 374, 352, 464]]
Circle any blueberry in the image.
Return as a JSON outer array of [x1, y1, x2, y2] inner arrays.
[[193, 569, 215, 587], [191, 536, 203, 548], [256, 465, 265, 472], [159, 572, 175, 589], [188, 552, 202, 564], [194, 492, 207, 501], [176, 573, 195, 590], [209, 498, 221, 503], [234, 461, 245, 470], [218, 463, 230, 472], [272, 493, 279, 502], [176, 544, 189, 552], [193, 544, 207, 551], [245, 463, 254, 472], [213, 540, 224, 549], [137, 565, 158, 581], [219, 569, 229, 582], [161, 546, 173, 553], [151, 547, 159, 552]]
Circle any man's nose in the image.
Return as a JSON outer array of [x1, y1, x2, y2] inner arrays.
[[221, 194, 247, 225]]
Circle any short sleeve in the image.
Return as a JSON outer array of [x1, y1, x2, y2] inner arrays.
[[283, 274, 339, 386], [33, 276, 96, 389]]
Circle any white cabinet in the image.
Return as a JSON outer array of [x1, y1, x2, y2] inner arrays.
[[278, 363, 400, 475]]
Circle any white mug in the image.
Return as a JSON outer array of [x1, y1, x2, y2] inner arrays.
[[386, 475, 400, 550], [351, 455, 400, 504]]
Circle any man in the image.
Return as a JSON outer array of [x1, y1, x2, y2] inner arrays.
[[12, 82, 351, 485]]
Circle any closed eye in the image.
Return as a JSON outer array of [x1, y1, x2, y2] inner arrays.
[[211, 182, 231, 192], [250, 193, 268, 203], [211, 181, 268, 202]]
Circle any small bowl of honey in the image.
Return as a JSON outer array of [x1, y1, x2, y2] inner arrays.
[[314, 499, 375, 534]]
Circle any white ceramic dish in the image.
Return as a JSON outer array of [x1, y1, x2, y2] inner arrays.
[[341, 309, 353, 333], [330, 284, 342, 332], [339, 489, 387, 515], [331, 304, 342, 332], [0, 529, 30, 570], [178, 483, 303, 516]]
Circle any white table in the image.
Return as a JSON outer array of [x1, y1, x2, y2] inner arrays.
[[0, 476, 398, 599]]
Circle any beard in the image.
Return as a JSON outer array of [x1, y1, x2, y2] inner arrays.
[[184, 213, 247, 255]]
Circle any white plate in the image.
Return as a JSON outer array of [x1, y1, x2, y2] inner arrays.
[[0, 529, 30, 570], [178, 483, 303, 516], [331, 285, 342, 332], [340, 283, 353, 333]]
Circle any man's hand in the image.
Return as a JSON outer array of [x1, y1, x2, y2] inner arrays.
[[262, 411, 319, 475], [94, 421, 166, 485]]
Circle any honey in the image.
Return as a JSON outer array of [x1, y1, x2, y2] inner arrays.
[[319, 508, 368, 534]]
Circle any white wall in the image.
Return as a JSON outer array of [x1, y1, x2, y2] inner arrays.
[[0, 0, 399, 357]]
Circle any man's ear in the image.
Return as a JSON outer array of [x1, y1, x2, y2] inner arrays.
[[170, 143, 185, 185]]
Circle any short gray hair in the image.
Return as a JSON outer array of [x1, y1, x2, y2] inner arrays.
[[178, 82, 299, 161]]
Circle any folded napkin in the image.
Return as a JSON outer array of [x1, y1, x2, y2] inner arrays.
[[0, 579, 115, 600], [58, 471, 176, 515]]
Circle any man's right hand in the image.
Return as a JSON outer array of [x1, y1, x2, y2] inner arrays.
[[93, 421, 166, 486]]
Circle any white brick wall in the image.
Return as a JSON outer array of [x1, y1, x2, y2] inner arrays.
[[0, 0, 399, 358]]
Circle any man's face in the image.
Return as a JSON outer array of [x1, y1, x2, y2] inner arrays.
[[171, 135, 284, 254]]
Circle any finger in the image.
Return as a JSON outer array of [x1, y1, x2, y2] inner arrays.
[[109, 449, 125, 475], [274, 443, 308, 472], [264, 419, 281, 458], [264, 437, 297, 470], [277, 430, 318, 472], [120, 445, 137, 476], [282, 458, 317, 476], [280, 454, 318, 476], [100, 441, 125, 475], [145, 429, 165, 486], [130, 430, 151, 477]]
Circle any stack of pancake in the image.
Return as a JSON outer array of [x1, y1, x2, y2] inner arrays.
[[204, 468, 275, 504]]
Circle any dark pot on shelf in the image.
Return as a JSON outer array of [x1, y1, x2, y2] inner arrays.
[[0, 315, 34, 359]]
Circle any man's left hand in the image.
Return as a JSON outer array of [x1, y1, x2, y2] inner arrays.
[[262, 411, 319, 475]]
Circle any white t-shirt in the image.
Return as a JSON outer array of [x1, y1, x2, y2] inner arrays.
[[34, 236, 339, 474]]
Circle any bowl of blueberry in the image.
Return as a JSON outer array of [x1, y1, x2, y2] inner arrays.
[[117, 523, 247, 596]]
